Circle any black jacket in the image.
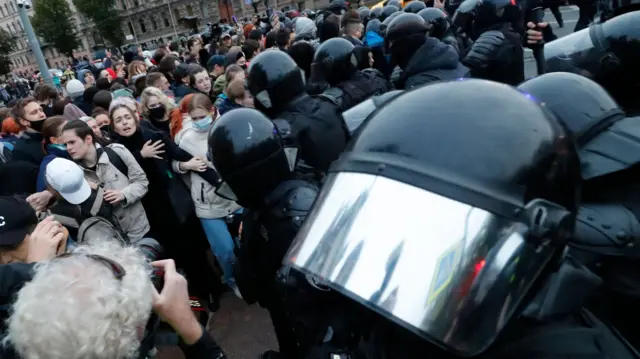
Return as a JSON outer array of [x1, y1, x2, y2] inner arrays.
[[395, 37, 470, 89], [11, 132, 45, 167], [463, 23, 525, 86], [276, 95, 349, 173], [320, 70, 393, 112]]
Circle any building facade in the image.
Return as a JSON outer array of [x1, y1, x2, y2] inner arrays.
[[4, 0, 334, 77], [1, 0, 93, 77]]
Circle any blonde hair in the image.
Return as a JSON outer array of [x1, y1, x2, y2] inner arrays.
[[127, 60, 146, 81], [6, 239, 154, 359], [139, 87, 175, 121]]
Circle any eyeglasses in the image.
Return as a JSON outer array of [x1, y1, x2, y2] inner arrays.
[[57, 253, 126, 281]]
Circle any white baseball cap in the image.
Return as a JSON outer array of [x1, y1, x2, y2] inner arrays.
[[46, 158, 91, 205]]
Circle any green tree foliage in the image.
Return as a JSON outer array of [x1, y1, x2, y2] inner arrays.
[[0, 28, 16, 75], [32, 0, 80, 57], [72, 0, 124, 47]]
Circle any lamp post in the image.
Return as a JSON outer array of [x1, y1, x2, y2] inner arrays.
[[15, 0, 52, 86]]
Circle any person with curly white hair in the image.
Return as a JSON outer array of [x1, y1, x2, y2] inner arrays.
[[5, 238, 226, 359]]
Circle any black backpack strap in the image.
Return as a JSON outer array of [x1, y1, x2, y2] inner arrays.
[[89, 187, 104, 217], [104, 147, 129, 177]]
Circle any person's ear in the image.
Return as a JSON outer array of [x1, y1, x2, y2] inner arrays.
[[49, 136, 57, 144], [85, 134, 93, 145], [19, 118, 30, 128]]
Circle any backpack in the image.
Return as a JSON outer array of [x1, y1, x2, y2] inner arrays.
[[77, 216, 129, 245], [104, 146, 129, 177]]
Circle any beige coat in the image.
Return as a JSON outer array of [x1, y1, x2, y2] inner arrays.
[[175, 123, 242, 219], [81, 144, 151, 241]]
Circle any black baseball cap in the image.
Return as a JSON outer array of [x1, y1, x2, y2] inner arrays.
[[0, 196, 38, 247]]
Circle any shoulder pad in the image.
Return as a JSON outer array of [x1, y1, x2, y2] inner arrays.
[[361, 68, 385, 78], [581, 116, 640, 180], [317, 86, 345, 106], [270, 183, 319, 227], [572, 204, 640, 259], [463, 30, 505, 70]]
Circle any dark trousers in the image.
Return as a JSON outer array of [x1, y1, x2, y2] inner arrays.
[[547, 4, 564, 26], [575, 3, 595, 32]]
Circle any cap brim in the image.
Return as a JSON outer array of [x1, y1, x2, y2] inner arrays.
[[60, 179, 92, 205], [0, 228, 29, 247]]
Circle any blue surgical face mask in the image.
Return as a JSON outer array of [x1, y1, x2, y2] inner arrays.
[[49, 143, 67, 151], [192, 116, 213, 132]]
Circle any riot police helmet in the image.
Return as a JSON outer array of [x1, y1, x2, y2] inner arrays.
[[453, 0, 520, 38], [417, 7, 447, 23], [518, 72, 635, 180], [544, 11, 640, 114], [207, 108, 296, 207], [404, 0, 427, 12], [379, 4, 400, 22], [385, 13, 429, 62], [328, 0, 349, 14], [358, 6, 372, 21], [247, 50, 305, 118], [387, 0, 403, 8], [370, 7, 383, 19], [381, 10, 405, 28], [366, 18, 384, 34], [312, 37, 358, 85], [286, 79, 580, 357]]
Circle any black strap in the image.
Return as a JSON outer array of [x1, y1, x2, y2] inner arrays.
[[103, 147, 129, 177]]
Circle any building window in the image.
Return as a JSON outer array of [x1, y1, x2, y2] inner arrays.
[[133, 0, 138, 6], [9, 1, 14, 13], [17, 21, 22, 31], [138, 18, 146, 33], [151, 18, 158, 31], [162, 13, 170, 27], [0, 6, 5, 17], [173, 9, 180, 22], [6, 24, 10, 34], [128, 21, 134, 36], [186, 4, 193, 16], [11, 22, 16, 33], [121, 0, 127, 9], [54, 61, 59, 68], [3, 4, 8, 15]]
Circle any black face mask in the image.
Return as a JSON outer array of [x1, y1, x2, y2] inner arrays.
[[30, 118, 46, 132], [149, 105, 167, 120], [240, 64, 247, 70]]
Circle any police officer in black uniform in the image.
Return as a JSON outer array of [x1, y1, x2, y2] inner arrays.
[[453, 0, 525, 85], [247, 50, 349, 173], [312, 38, 392, 111], [597, 0, 640, 21], [544, 10, 640, 115], [518, 71, 640, 350], [417, 8, 464, 55], [207, 108, 333, 359], [285, 79, 638, 359], [385, 13, 469, 89]]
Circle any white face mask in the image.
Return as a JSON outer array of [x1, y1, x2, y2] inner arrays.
[[192, 116, 213, 132]]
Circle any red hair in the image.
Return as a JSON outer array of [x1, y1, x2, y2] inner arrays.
[[170, 94, 195, 140], [1, 117, 21, 136]]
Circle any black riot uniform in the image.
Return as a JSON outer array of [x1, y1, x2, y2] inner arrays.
[[417, 8, 464, 55], [341, 90, 403, 135], [207, 109, 332, 359], [385, 13, 469, 89], [598, 0, 640, 20], [247, 50, 349, 173], [311, 38, 392, 112], [518, 72, 640, 351], [285, 79, 638, 359], [544, 10, 640, 115], [453, 0, 525, 85]]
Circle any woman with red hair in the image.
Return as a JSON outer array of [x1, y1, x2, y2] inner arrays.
[[169, 93, 195, 140]]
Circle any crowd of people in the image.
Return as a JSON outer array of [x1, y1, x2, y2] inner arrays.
[[0, 0, 639, 358]]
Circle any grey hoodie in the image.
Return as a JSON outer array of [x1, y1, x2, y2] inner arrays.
[[293, 17, 320, 50]]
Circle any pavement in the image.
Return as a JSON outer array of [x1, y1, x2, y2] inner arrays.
[[155, 8, 581, 358], [524, 5, 580, 77]]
